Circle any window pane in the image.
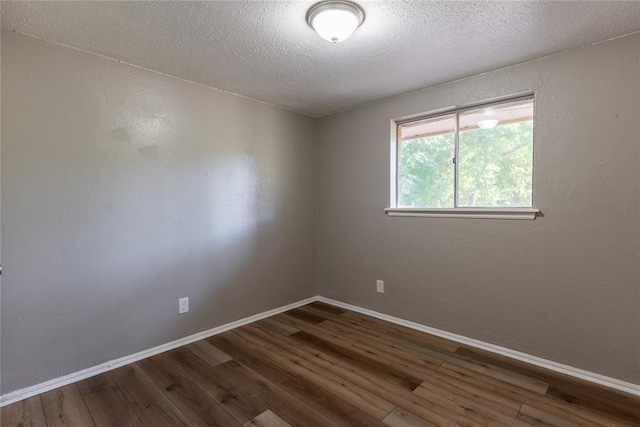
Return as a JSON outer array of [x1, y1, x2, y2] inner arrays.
[[398, 114, 455, 208], [458, 99, 533, 207]]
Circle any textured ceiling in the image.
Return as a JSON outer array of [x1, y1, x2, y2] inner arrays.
[[2, 1, 640, 117]]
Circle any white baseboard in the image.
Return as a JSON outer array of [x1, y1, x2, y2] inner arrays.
[[3, 294, 638, 407], [317, 296, 640, 397], [0, 296, 319, 407]]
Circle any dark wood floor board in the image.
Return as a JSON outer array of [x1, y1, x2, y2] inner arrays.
[[340, 311, 460, 352], [185, 340, 233, 366], [336, 359, 532, 427], [241, 324, 341, 369], [212, 360, 339, 427], [348, 339, 443, 380], [271, 312, 325, 331], [280, 313, 363, 346], [279, 376, 389, 427], [379, 329, 461, 354], [295, 305, 343, 323], [109, 364, 190, 426], [284, 307, 328, 324], [252, 341, 397, 419], [329, 361, 484, 427], [411, 383, 530, 427], [517, 401, 613, 427], [77, 373, 145, 427], [291, 313, 548, 402], [319, 317, 434, 358], [280, 315, 442, 384], [384, 332, 464, 362], [137, 354, 242, 426], [438, 363, 633, 426], [516, 404, 576, 427], [386, 334, 549, 394], [438, 362, 540, 402], [450, 358, 548, 396], [288, 330, 423, 391], [454, 346, 562, 383], [382, 407, 437, 427], [546, 387, 640, 425], [207, 332, 294, 385], [319, 319, 444, 369], [210, 330, 304, 392], [455, 345, 640, 423], [243, 410, 290, 427], [417, 373, 523, 417], [525, 398, 635, 427], [164, 347, 268, 424], [545, 380, 640, 425], [323, 311, 392, 337], [254, 317, 300, 336], [1, 396, 48, 427], [40, 384, 96, 427], [226, 328, 271, 349], [307, 301, 347, 316], [4, 303, 639, 426], [281, 312, 400, 358]]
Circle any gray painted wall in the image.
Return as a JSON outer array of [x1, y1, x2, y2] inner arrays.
[[317, 34, 640, 384], [1, 30, 317, 394], [2, 28, 639, 394]]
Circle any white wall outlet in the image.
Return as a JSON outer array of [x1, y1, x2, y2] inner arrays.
[[178, 297, 189, 314], [376, 280, 384, 293]]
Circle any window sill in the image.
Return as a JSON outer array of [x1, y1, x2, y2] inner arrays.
[[385, 207, 540, 220]]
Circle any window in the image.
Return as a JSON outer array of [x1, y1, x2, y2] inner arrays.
[[387, 96, 539, 219]]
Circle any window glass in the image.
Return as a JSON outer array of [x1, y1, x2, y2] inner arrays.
[[394, 97, 534, 209], [398, 114, 456, 208], [458, 99, 534, 207]]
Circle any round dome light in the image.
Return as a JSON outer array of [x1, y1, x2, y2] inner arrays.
[[307, 1, 365, 43], [477, 119, 499, 129]]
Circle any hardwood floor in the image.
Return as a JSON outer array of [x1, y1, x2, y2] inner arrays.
[[3, 301, 639, 426]]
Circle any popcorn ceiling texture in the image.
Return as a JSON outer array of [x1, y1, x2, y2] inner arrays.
[[1, 1, 640, 117]]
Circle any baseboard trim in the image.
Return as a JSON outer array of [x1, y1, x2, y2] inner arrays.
[[3, 294, 638, 407], [0, 296, 319, 407], [317, 296, 640, 397]]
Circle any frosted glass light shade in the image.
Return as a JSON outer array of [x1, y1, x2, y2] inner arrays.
[[477, 119, 500, 129], [307, 1, 365, 43]]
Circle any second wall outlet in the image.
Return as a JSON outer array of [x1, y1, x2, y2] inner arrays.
[[376, 280, 384, 293], [178, 297, 189, 314]]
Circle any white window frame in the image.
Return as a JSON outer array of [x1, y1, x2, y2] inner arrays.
[[386, 93, 539, 220]]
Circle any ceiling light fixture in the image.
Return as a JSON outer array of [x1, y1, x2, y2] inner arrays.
[[477, 119, 499, 129], [307, 1, 365, 43], [477, 107, 500, 129]]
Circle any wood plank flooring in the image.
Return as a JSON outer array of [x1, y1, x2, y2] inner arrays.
[[3, 301, 639, 426]]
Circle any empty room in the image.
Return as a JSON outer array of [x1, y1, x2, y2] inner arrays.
[[1, 1, 639, 426]]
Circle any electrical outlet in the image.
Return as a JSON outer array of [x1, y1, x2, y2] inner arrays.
[[178, 297, 189, 314], [376, 280, 384, 293]]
